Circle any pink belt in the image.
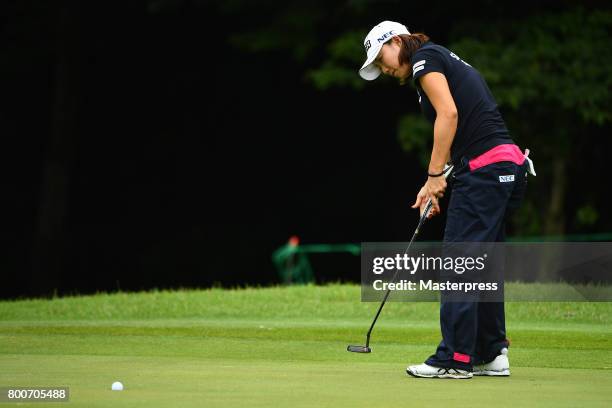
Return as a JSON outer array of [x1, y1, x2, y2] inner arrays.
[[468, 144, 525, 172]]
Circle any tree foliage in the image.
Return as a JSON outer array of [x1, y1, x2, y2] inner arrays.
[[451, 9, 612, 125]]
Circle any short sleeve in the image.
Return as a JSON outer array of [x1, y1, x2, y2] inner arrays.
[[411, 48, 446, 83]]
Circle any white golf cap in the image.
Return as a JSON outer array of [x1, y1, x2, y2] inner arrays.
[[358, 21, 410, 80]]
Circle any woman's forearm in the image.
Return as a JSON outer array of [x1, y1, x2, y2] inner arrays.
[[429, 112, 457, 174]]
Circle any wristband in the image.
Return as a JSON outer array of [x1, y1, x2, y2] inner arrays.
[[427, 169, 446, 177], [428, 164, 453, 178]]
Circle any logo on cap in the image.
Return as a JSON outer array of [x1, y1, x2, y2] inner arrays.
[[377, 30, 396, 43], [364, 40, 371, 53]]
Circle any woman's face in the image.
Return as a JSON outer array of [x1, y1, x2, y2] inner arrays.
[[374, 37, 410, 80]]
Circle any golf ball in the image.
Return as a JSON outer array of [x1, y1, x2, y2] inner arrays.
[[111, 381, 123, 391]]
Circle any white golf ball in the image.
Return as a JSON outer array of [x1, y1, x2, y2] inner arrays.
[[111, 381, 124, 391]]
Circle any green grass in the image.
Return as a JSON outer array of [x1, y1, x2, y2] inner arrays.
[[1, 284, 611, 407]]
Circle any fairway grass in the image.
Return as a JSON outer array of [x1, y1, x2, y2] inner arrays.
[[1, 284, 611, 407]]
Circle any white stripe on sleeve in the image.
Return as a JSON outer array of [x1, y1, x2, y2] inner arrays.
[[413, 65, 425, 75], [412, 60, 426, 69]]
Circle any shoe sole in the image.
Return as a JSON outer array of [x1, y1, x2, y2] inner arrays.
[[473, 369, 510, 376], [406, 369, 472, 379]]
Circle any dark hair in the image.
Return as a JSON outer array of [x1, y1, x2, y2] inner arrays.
[[397, 33, 430, 67]]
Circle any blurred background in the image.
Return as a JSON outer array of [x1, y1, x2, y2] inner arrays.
[[3, 0, 611, 298]]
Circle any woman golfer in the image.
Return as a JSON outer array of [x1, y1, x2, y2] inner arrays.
[[359, 21, 534, 379]]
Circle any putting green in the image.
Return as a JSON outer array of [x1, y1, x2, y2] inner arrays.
[[1, 285, 611, 407]]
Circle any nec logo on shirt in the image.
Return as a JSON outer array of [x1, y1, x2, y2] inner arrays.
[[499, 175, 515, 183]]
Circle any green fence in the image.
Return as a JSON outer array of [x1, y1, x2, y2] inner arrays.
[[272, 238, 360, 284]]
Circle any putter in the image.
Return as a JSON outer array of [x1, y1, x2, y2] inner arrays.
[[347, 164, 453, 353]]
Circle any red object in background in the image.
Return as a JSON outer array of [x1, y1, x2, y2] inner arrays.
[[288, 236, 300, 247]]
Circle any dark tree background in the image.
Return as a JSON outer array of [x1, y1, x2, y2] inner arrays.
[[2, 0, 611, 298]]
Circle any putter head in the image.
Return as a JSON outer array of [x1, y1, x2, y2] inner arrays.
[[347, 345, 371, 353]]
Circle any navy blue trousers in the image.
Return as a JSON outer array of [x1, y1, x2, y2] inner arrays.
[[425, 156, 527, 370]]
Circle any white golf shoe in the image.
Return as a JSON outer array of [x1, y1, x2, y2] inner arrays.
[[406, 363, 472, 379], [473, 348, 510, 376]]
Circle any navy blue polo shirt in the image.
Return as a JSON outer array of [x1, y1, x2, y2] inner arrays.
[[411, 41, 512, 164]]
